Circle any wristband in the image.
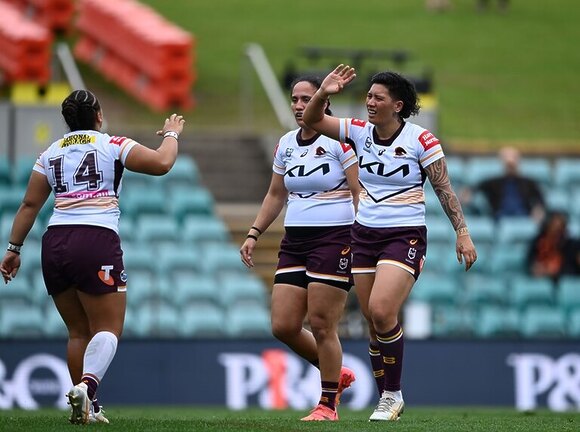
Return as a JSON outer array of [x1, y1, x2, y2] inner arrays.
[[247, 234, 258, 241], [163, 131, 179, 140], [456, 227, 469, 237], [7, 242, 22, 254], [250, 226, 263, 235]]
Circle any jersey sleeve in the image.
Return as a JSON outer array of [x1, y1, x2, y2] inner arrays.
[[417, 129, 444, 167], [272, 141, 286, 175], [336, 141, 357, 170], [32, 152, 47, 176], [339, 118, 367, 152], [107, 135, 138, 165]]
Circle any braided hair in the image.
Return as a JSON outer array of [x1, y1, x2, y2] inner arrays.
[[61, 90, 101, 131]]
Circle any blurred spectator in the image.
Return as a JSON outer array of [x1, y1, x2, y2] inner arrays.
[[426, 0, 451, 12], [527, 211, 580, 281], [463, 147, 546, 222], [477, 0, 510, 13]]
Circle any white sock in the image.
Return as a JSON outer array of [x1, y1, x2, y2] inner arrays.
[[83, 331, 118, 381]]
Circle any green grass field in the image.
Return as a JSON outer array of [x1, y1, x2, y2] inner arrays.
[[87, 0, 580, 152], [1, 407, 579, 432]]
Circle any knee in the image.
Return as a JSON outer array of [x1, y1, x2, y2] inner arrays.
[[308, 313, 334, 341], [369, 304, 398, 331], [271, 318, 301, 342]]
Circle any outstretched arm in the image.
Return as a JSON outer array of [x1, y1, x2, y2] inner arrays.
[[303, 64, 357, 141], [425, 158, 477, 271]]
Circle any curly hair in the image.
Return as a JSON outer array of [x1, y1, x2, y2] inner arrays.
[[370, 72, 420, 120], [61, 90, 101, 131]]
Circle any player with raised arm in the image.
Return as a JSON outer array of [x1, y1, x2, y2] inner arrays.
[[303, 65, 477, 421], [240, 76, 359, 421], [0, 90, 185, 424]]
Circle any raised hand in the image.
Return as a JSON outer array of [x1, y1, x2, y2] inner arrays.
[[320, 64, 357, 96]]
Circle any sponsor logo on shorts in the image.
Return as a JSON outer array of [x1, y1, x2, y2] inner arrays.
[[407, 248, 417, 260], [339, 258, 349, 271], [98, 265, 114, 286], [341, 246, 351, 255], [120, 270, 128, 283], [410, 239, 418, 245]]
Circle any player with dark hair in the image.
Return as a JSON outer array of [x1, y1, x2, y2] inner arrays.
[[240, 76, 360, 421], [0, 89, 185, 424], [303, 65, 477, 421]]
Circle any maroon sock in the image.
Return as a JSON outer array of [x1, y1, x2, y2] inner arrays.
[[81, 375, 99, 401], [319, 381, 338, 410], [376, 323, 404, 392], [92, 399, 101, 413], [369, 342, 385, 396]]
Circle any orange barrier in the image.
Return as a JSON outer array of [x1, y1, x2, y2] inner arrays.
[[0, 1, 52, 84], [74, 0, 196, 111], [4, 0, 75, 33]]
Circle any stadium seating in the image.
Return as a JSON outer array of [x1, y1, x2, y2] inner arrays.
[[182, 216, 230, 246], [202, 243, 247, 275], [557, 277, 580, 315], [463, 157, 503, 187], [0, 304, 45, 337], [519, 158, 552, 189], [431, 305, 475, 338], [510, 276, 555, 310], [173, 274, 221, 308], [227, 304, 272, 337], [0, 156, 10, 185], [168, 187, 215, 223], [463, 274, 509, 309], [411, 273, 459, 306], [180, 304, 227, 337], [475, 305, 520, 338], [521, 306, 566, 339], [136, 301, 182, 338], [156, 244, 204, 278], [567, 310, 580, 338], [496, 217, 538, 247], [553, 159, 580, 192], [135, 215, 181, 244], [220, 274, 269, 309]]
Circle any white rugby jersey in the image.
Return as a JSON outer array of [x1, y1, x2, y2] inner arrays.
[[33, 130, 138, 233], [339, 119, 444, 228], [273, 129, 357, 227]]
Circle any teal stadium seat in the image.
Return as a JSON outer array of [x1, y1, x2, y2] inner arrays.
[[180, 303, 226, 337], [510, 276, 554, 310], [521, 306, 566, 339], [557, 277, 580, 315], [466, 216, 495, 248], [488, 243, 528, 274], [424, 182, 445, 217], [0, 156, 10, 185], [0, 304, 44, 337], [227, 304, 271, 337], [168, 187, 215, 223], [125, 270, 158, 309], [13, 155, 39, 185], [568, 310, 580, 338], [0, 276, 34, 307], [156, 244, 204, 278], [135, 215, 180, 244], [0, 186, 27, 216], [173, 274, 220, 307], [570, 190, 580, 219], [463, 274, 509, 308], [160, 155, 200, 190], [136, 301, 181, 338], [444, 156, 466, 189], [545, 189, 569, 213], [220, 274, 268, 308], [475, 305, 520, 338], [182, 215, 230, 246], [122, 169, 154, 190], [202, 243, 246, 275], [120, 185, 166, 218], [18, 240, 42, 277], [519, 158, 552, 189], [431, 305, 475, 338], [411, 273, 459, 306], [463, 157, 503, 187], [553, 159, 580, 192], [426, 217, 455, 246], [496, 217, 538, 248], [123, 244, 156, 276]]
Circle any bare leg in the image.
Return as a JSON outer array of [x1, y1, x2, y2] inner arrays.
[[306, 282, 348, 382], [270, 283, 318, 362], [52, 287, 91, 384]]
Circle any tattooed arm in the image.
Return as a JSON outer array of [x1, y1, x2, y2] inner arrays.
[[425, 158, 477, 271]]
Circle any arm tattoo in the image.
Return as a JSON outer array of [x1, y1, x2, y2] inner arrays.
[[424, 158, 467, 230]]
